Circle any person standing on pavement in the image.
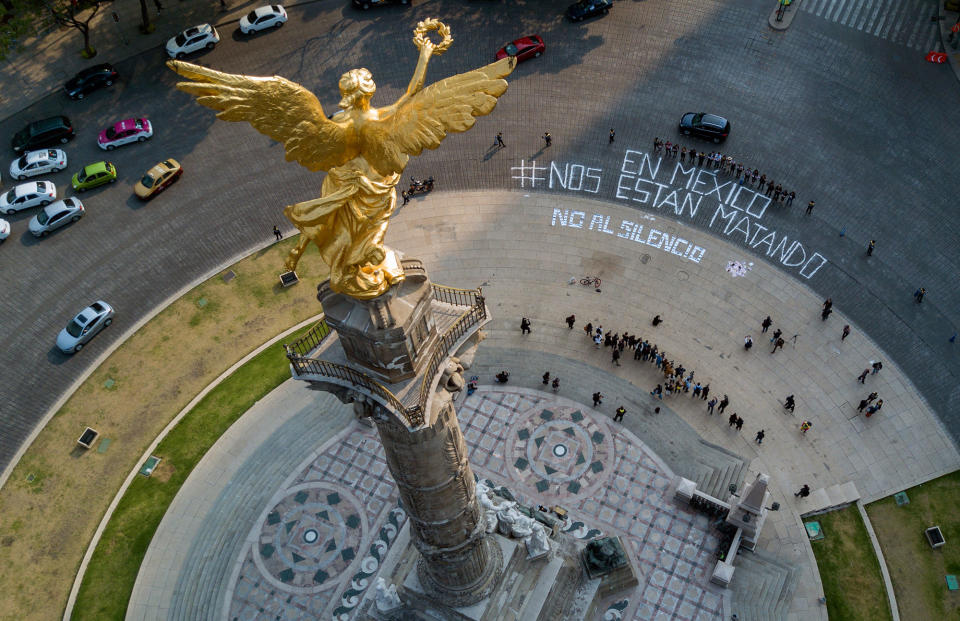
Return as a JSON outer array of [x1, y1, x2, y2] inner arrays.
[[766, 180, 775, 196], [784, 395, 795, 412], [867, 240, 875, 256], [680, 146, 687, 163], [611, 348, 621, 366], [735, 416, 744, 431], [857, 368, 870, 383], [842, 325, 851, 341], [701, 384, 710, 401], [584, 322, 593, 337], [552, 377, 560, 392], [728, 412, 737, 427], [614, 405, 626, 422], [795, 484, 810, 497], [593, 392, 603, 406], [609, 129, 615, 143], [543, 132, 552, 147], [871, 361, 883, 375], [761, 316, 772, 333], [857, 398, 869, 412], [744, 335, 753, 351], [800, 420, 812, 434], [495, 131, 505, 148], [706, 397, 717, 414], [770, 328, 782, 343], [755, 429, 765, 444], [914, 287, 926, 303], [786, 191, 796, 207], [542, 372, 550, 385], [867, 392, 878, 403], [520, 317, 531, 335], [866, 399, 883, 416], [566, 314, 576, 329], [718, 395, 730, 414], [771, 336, 785, 354], [806, 200, 815, 215], [692, 382, 702, 398]]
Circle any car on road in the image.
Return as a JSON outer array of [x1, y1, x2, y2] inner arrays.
[[28, 197, 84, 237], [0, 218, 9, 242], [11, 116, 74, 153], [72, 161, 117, 192], [1, 181, 56, 214], [98, 118, 153, 150], [495, 35, 545, 63], [166, 24, 220, 59], [9, 149, 68, 180], [678, 112, 731, 143], [134, 158, 183, 200], [55, 300, 115, 354], [64, 63, 119, 100], [566, 0, 612, 21], [239, 5, 288, 34], [352, 0, 409, 10]]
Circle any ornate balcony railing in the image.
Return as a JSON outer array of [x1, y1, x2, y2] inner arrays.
[[283, 284, 486, 428]]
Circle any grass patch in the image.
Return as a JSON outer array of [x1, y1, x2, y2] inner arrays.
[[0, 238, 326, 621], [72, 321, 318, 620], [866, 471, 960, 621], [808, 505, 892, 621]]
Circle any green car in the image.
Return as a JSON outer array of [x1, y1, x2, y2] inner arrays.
[[71, 161, 117, 192]]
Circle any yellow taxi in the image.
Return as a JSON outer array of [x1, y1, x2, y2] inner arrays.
[[134, 158, 182, 200]]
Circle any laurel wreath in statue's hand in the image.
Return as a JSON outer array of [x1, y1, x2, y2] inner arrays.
[[413, 18, 453, 56]]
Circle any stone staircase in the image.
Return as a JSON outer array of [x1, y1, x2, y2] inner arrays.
[[727, 547, 800, 621], [799, 481, 860, 517], [691, 439, 749, 501]]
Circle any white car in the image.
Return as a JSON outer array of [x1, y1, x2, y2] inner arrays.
[[9, 149, 68, 180], [1, 181, 56, 215], [166, 24, 220, 59], [240, 5, 287, 34], [28, 197, 84, 237], [0, 218, 9, 242], [56, 300, 115, 354]]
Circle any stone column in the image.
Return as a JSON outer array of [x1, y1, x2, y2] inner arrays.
[[373, 397, 502, 605]]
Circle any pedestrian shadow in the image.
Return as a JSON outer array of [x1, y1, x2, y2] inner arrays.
[[482, 144, 503, 162], [528, 146, 547, 160]]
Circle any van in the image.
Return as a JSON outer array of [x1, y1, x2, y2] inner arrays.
[[11, 116, 75, 153]]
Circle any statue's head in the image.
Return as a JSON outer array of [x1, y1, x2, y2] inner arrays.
[[339, 68, 376, 109]]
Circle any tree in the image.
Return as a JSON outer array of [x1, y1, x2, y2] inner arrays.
[[42, 0, 101, 58]]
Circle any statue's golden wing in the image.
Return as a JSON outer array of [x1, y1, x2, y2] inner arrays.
[[361, 56, 516, 176], [167, 60, 355, 172]]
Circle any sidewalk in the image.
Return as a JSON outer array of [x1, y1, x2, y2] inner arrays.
[[0, 0, 264, 121]]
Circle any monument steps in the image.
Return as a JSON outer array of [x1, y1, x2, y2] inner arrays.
[[728, 546, 799, 621]]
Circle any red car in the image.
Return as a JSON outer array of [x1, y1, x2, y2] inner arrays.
[[495, 35, 545, 63]]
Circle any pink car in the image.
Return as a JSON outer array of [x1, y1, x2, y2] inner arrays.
[[97, 118, 154, 151]]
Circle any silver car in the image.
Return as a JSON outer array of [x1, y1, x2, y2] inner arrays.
[[56, 300, 115, 354], [28, 197, 84, 237]]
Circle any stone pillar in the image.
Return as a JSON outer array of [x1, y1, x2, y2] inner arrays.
[[373, 395, 502, 605]]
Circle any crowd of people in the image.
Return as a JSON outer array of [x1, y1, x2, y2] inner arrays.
[[652, 137, 797, 206]]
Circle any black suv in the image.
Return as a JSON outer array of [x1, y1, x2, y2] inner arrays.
[[64, 63, 119, 100], [352, 0, 409, 9], [566, 0, 612, 21], [678, 112, 731, 143], [11, 116, 75, 153]]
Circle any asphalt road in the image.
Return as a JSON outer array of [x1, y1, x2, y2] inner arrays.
[[1, 0, 957, 473]]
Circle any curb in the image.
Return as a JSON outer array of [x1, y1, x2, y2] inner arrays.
[[856, 500, 901, 621], [62, 311, 323, 621]]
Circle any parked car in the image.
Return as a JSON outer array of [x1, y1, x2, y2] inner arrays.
[[239, 5, 288, 33], [566, 0, 612, 21], [64, 63, 119, 100], [28, 197, 84, 237], [9, 149, 68, 180], [1, 181, 56, 214], [56, 300, 115, 354], [98, 118, 153, 151], [134, 158, 182, 199], [678, 112, 731, 143], [352, 0, 409, 9], [166, 24, 220, 59], [0, 218, 9, 242], [72, 161, 117, 192], [11, 116, 74, 153], [495, 35, 545, 63]]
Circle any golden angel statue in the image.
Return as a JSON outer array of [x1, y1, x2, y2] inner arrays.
[[168, 19, 516, 299]]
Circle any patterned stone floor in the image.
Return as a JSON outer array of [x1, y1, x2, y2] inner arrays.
[[226, 387, 726, 620]]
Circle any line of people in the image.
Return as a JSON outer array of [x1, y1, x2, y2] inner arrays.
[[652, 137, 797, 206]]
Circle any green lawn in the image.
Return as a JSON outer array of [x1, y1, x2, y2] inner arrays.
[[72, 322, 319, 620], [808, 504, 892, 621], [867, 471, 960, 621]]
